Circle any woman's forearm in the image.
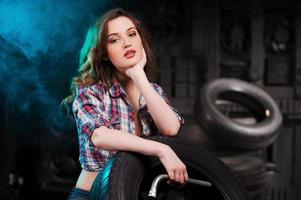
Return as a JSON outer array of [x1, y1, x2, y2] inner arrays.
[[91, 126, 167, 156], [132, 74, 180, 135], [91, 126, 188, 183]]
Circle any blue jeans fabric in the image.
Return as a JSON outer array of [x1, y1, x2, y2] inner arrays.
[[67, 188, 90, 200]]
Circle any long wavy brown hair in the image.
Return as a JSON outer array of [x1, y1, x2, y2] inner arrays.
[[62, 8, 156, 111]]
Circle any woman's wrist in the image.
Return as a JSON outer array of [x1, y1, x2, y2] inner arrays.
[[130, 70, 149, 89], [131, 67, 145, 78], [155, 142, 170, 158]]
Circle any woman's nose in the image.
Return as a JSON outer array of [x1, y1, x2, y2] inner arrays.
[[123, 37, 132, 48]]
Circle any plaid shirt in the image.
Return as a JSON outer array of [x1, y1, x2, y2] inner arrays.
[[72, 81, 184, 172]]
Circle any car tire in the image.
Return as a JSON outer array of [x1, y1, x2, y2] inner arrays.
[[220, 155, 267, 199], [195, 78, 283, 149], [89, 136, 250, 200]]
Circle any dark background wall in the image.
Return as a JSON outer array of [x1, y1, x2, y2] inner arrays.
[[0, 0, 300, 199]]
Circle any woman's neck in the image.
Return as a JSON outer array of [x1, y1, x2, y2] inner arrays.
[[123, 79, 137, 94]]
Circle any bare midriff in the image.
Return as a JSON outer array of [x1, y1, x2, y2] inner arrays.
[[75, 169, 100, 191]]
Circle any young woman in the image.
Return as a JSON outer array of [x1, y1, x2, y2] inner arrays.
[[63, 8, 188, 199]]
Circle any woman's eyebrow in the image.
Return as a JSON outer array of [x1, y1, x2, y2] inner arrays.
[[107, 27, 136, 37], [127, 27, 136, 31]]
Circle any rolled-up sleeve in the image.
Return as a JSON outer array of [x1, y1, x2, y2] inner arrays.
[[72, 86, 110, 138]]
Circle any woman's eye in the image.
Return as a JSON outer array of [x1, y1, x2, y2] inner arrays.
[[109, 38, 119, 44], [129, 32, 136, 37]]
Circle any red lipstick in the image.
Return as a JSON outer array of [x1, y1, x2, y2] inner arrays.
[[124, 49, 136, 58]]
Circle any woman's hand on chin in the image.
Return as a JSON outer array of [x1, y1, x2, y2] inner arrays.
[[125, 48, 147, 79]]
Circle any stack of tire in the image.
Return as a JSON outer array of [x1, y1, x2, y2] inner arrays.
[[195, 78, 283, 200]]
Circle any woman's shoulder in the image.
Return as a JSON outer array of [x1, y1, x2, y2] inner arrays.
[[72, 83, 108, 109]]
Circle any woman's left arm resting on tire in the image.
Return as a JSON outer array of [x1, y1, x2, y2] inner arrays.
[[91, 127, 188, 183]]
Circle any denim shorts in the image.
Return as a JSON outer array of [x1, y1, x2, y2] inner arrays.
[[67, 188, 90, 200]]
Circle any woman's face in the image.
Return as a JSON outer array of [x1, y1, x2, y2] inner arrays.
[[106, 16, 143, 73]]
